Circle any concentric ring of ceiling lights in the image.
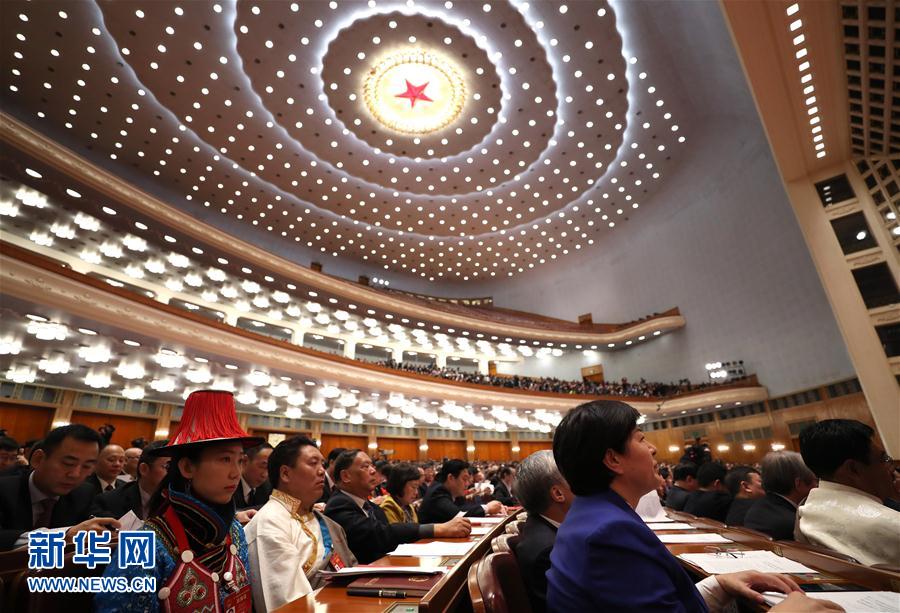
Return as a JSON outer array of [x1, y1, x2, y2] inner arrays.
[[362, 50, 466, 136], [1, 0, 685, 281]]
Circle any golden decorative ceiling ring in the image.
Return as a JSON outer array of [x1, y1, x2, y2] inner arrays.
[[363, 50, 467, 136]]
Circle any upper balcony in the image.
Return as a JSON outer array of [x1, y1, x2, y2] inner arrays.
[[1, 112, 686, 349]]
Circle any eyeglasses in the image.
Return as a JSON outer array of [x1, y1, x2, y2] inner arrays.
[[878, 451, 893, 464]]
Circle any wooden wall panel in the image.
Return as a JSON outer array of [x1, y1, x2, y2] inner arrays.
[[377, 437, 419, 461], [70, 411, 156, 448], [644, 392, 875, 465], [0, 402, 54, 443], [518, 441, 553, 458], [427, 439, 466, 460], [473, 441, 511, 462], [320, 434, 367, 457]]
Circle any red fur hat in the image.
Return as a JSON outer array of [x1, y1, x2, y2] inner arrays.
[[153, 390, 264, 456]]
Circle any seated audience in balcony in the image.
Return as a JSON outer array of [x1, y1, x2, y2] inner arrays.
[[546, 400, 838, 612], [665, 463, 699, 511], [513, 450, 574, 613], [493, 465, 519, 506], [724, 466, 765, 526], [683, 462, 732, 521], [246, 436, 357, 611], [380, 462, 423, 524], [324, 450, 471, 563], [418, 459, 505, 523], [90, 440, 170, 520], [797, 419, 900, 566], [234, 442, 273, 510], [744, 451, 817, 541], [85, 443, 128, 496], [0, 424, 120, 551]]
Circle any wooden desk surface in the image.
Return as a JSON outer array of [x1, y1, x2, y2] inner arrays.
[[277, 514, 518, 612]]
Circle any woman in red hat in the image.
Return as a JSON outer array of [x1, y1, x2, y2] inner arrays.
[[96, 390, 264, 613]]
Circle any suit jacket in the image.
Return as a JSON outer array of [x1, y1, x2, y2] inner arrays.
[[90, 480, 144, 520], [743, 492, 797, 541], [0, 472, 95, 551], [515, 514, 557, 613], [493, 481, 518, 506], [724, 497, 756, 526], [380, 494, 418, 524], [547, 489, 708, 612], [419, 483, 485, 523], [664, 485, 692, 511], [233, 480, 273, 510], [84, 473, 128, 498], [324, 489, 423, 564], [683, 490, 732, 522]]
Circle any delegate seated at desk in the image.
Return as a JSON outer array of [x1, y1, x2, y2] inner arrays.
[[546, 399, 843, 613]]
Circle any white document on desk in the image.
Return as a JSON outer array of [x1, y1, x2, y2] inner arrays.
[[470, 526, 493, 536], [656, 533, 731, 544], [117, 511, 145, 531], [763, 591, 900, 612], [679, 550, 817, 574], [389, 541, 477, 557], [646, 522, 694, 530], [469, 516, 505, 524]]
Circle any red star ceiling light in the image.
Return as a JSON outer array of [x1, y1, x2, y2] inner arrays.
[[395, 80, 434, 108], [364, 51, 466, 135]]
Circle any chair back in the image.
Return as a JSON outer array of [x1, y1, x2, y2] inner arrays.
[[504, 521, 520, 535], [467, 552, 532, 613], [491, 533, 521, 554]]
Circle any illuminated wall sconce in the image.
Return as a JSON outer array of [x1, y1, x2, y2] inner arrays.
[[742, 443, 756, 451], [668, 445, 681, 453], [770, 443, 786, 451], [466, 445, 476, 452], [367, 441, 379, 450], [511, 445, 521, 453], [716, 444, 730, 452], [419, 444, 429, 451]]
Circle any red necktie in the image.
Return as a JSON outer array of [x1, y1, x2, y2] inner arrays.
[[35, 498, 56, 529]]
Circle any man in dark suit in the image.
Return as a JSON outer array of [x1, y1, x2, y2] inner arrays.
[[684, 461, 732, 521], [324, 450, 470, 563], [91, 440, 169, 520], [664, 463, 698, 510], [0, 424, 120, 550], [745, 451, 817, 540], [493, 466, 518, 506], [316, 447, 346, 504], [234, 442, 273, 510], [417, 462, 436, 499], [84, 443, 128, 496], [513, 450, 574, 613], [418, 459, 504, 523], [724, 466, 765, 526]]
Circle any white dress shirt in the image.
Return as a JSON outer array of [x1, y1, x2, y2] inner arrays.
[[245, 490, 326, 611]]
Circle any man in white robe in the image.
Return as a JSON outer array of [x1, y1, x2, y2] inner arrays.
[[796, 419, 900, 566], [246, 436, 357, 611]]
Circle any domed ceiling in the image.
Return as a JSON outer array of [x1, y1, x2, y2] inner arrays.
[[1, 0, 685, 282]]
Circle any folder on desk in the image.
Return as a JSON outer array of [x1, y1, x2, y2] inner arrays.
[[347, 573, 444, 597]]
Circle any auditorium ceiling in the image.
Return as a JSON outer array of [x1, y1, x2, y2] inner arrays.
[[0, 0, 689, 284]]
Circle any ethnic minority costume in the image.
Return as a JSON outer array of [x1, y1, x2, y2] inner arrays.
[[96, 487, 252, 613], [245, 489, 358, 611], [95, 390, 263, 613]]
